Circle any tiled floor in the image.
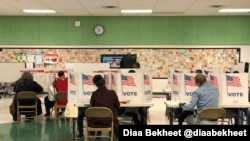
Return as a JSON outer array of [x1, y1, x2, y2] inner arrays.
[[0, 94, 169, 141]]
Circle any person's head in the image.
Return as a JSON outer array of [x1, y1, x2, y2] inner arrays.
[[195, 69, 203, 73], [133, 62, 140, 68], [195, 73, 207, 87], [19, 71, 33, 81], [58, 71, 65, 77], [128, 70, 136, 73], [93, 74, 105, 88]]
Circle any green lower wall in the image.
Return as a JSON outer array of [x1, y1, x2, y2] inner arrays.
[[0, 16, 250, 45]]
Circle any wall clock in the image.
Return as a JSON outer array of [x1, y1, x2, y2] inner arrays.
[[94, 25, 104, 35]]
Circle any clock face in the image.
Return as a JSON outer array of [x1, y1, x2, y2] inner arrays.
[[94, 25, 104, 35]]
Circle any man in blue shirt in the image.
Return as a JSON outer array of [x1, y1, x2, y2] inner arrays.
[[180, 73, 219, 125]]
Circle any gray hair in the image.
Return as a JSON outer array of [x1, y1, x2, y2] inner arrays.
[[17, 71, 33, 84]]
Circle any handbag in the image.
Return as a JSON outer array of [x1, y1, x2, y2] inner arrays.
[[64, 104, 78, 118], [48, 85, 56, 101], [9, 102, 15, 115]]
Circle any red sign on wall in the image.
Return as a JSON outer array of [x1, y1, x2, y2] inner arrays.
[[44, 53, 59, 64]]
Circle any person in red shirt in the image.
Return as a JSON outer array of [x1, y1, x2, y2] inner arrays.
[[44, 71, 68, 116], [53, 71, 68, 105]]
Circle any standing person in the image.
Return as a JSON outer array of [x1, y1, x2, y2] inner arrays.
[[89, 74, 120, 137], [120, 52, 136, 68], [44, 71, 68, 117], [179, 73, 219, 125], [12, 71, 43, 121]]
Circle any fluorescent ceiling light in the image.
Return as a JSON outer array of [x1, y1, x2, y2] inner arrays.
[[218, 9, 250, 13], [121, 10, 152, 14], [23, 9, 56, 13]]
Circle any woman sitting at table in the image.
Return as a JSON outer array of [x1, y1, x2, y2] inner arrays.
[[12, 71, 43, 121]]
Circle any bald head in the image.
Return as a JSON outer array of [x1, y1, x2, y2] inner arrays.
[[195, 73, 207, 86]]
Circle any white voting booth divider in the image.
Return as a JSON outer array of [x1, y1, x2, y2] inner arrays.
[[20, 68, 70, 92], [113, 71, 153, 103], [168, 68, 191, 86], [169, 68, 221, 103], [207, 73, 223, 104], [67, 72, 78, 104], [67, 68, 153, 105], [45, 69, 69, 91], [169, 71, 249, 105], [66, 63, 110, 105], [171, 73, 198, 103], [67, 71, 102, 104], [208, 73, 248, 105], [220, 73, 248, 105]]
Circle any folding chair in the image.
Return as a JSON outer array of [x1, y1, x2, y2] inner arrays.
[[16, 91, 37, 121], [51, 92, 68, 120], [196, 107, 226, 125], [84, 107, 114, 141]]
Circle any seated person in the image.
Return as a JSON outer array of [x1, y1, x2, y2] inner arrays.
[[177, 69, 203, 125], [76, 75, 120, 139], [44, 71, 68, 116], [12, 71, 43, 121], [178, 73, 219, 125]]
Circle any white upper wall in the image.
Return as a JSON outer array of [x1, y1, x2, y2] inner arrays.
[[240, 46, 250, 63]]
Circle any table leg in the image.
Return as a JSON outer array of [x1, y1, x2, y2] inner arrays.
[[169, 107, 174, 125], [72, 118, 75, 140], [141, 107, 148, 125]]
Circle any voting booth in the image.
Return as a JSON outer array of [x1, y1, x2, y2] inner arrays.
[[220, 73, 249, 105], [170, 73, 182, 101], [68, 68, 153, 104], [104, 69, 153, 103], [171, 73, 198, 103], [168, 68, 191, 86], [208, 72, 249, 105], [67, 71, 101, 104], [207, 73, 222, 104], [67, 72, 78, 104], [20, 68, 69, 92], [45, 69, 69, 91], [114, 71, 152, 103]]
